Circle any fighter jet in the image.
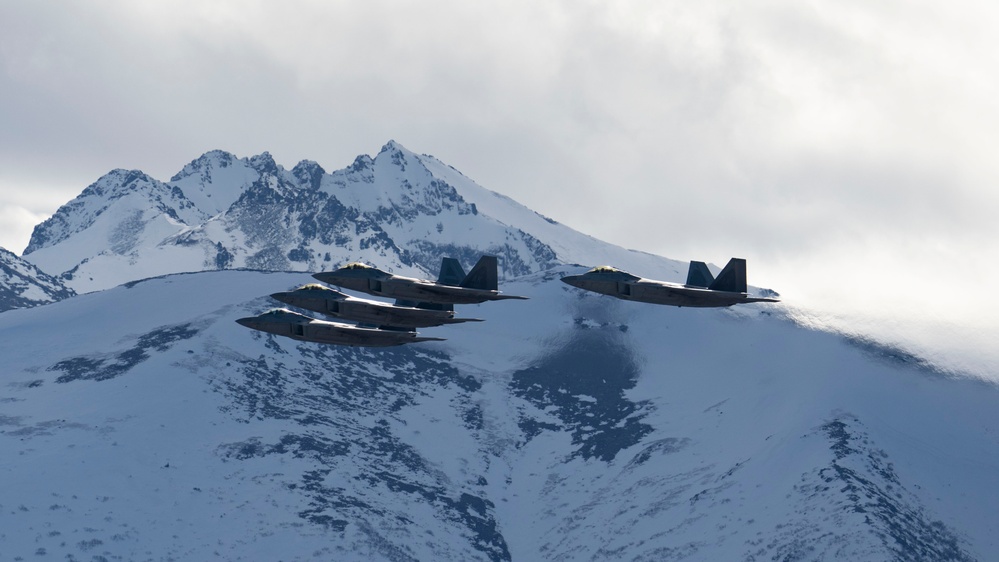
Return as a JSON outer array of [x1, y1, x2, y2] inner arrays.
[[312, 255, 528, 305], [270, 284, 484, 329], [235, 309, 445, 347], [560, 258, 780, 308]]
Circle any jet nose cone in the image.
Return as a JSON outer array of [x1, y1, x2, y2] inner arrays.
[[312, 272, 333, 284], [235, 317, 255, 328], [560, 275, 582, 287], [270, 292, 291, 303]]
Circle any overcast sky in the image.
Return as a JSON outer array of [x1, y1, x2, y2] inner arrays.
[[2, 1, 998, 376]]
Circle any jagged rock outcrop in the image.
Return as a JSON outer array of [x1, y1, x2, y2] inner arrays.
[[0, 246, 75, 312]]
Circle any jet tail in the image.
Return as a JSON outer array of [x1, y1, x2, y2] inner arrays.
[[437, 257, 466, 286], [708, 258, 748, 293], [686, 261, 715, 288], [460, 255, 499, 291]]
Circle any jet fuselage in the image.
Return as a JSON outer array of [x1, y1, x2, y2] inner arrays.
[[312, 271, 526, 305], [561, 261, 779, 308], [561, 275, 772, 307], [236, 309, 444, 347]]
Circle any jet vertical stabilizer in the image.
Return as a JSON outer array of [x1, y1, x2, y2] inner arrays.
[[460, 255, 499, 291], [437, 257, 466, 286], [686, 261, 714, 288], [708, 258, 748, 293]]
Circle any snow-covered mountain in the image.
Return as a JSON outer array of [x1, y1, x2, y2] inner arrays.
[[1, 269, 996, 561], [23, 141, 683, 295], [3, 142, 998, 561], [0, 246, 75, 312]]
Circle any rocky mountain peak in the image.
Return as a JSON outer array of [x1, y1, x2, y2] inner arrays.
[[347, 154, 374, 174], [374, 139, 416, 173], [80, 168, 157, 199], [291, 159, 326, 190], [23, 169, 188, 256], [167, 151, 267, 219], [248, 151, 279, 175], [379, 138, 405, 154], [169, 150, 239, 183]]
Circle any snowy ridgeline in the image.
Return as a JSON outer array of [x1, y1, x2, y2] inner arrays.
[[1, 269, 997, 561], [19, 141, 694, 295]]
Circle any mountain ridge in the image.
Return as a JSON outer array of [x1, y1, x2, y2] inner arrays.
[[25, 141, 679, 295]]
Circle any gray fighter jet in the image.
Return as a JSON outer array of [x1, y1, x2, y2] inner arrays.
[[312, 255, 528, 305], [561, 258, 780, 308], [270, 284, 484, 329], [236, 309, 445, 347]]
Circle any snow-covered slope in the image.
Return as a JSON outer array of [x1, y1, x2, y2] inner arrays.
[[1, 269, 996, 561], [0, 246, 75, 312], [23, 142, 693, 295]]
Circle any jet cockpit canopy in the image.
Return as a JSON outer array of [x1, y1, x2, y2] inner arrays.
[[259, 308, 310, 323], [582, 265, 641, 282], [296, 283, 340, 292]]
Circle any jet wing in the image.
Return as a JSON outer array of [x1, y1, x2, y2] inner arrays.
[[407, 281, 528, 302], [312, 321, 445, 345]]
